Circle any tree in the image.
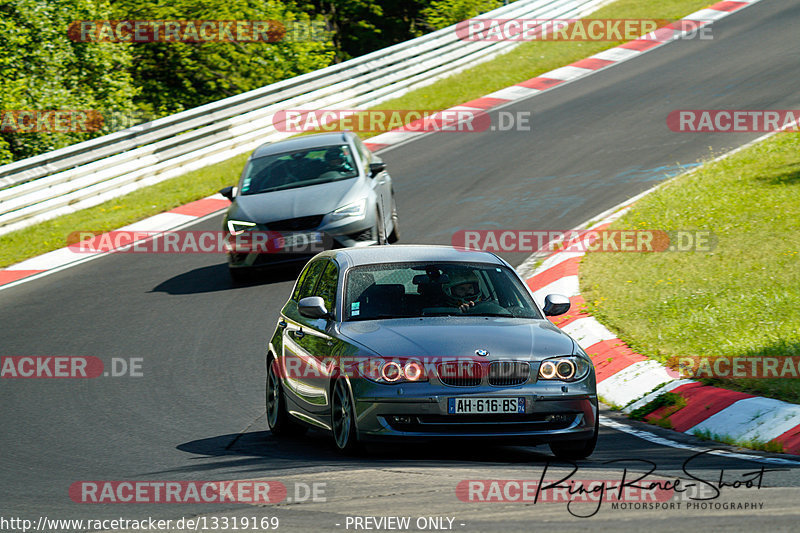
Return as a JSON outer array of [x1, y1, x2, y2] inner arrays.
[[0, 0, 505, 164], [297, 0, 428, 62], [0, 0, 138, 164], [109, 0, 335, 115], [421, 0, 503, 31]]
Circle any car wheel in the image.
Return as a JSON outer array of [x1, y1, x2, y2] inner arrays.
[[331, 377, 361, 453], [266, 357, 306, 437], [387, 196, 399, 244], [548, 415, 598, 460]]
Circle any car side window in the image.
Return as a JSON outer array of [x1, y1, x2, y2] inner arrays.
[[293, 260, 326, 301], [314, 260, 339, 315]]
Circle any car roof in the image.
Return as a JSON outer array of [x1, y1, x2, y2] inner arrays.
[[250, 132, 353, 159], [316, 245, 508, 270]]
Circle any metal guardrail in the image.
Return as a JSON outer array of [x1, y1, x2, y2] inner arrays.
[[0, 0, 607, 236]]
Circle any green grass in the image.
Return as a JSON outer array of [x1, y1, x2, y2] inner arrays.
[[581, 132, 800, 404], [622, 381, 670, 411], [0, 154, 248, 267], [0, 0, 710, 268], [692, 428, 785, 454], [629, 392, 687, 427]]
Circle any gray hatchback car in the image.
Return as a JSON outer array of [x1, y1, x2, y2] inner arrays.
[[266, 245, 598, 458], [220, 131, 398, 281]]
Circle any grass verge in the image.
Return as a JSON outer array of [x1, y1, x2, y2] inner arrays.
[[629, 392, 687, 429], [692, 428, 785, 454], [581, 132, 800, 403], [0, 154, 249, 268], [0, 0, 709, 268]]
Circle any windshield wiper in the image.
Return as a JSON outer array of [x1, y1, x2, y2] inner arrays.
[[247, 186, 286, 194], [349, 314, 416, 321]]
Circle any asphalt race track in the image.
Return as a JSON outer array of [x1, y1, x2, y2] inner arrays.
[[2, 1, 800, 531]]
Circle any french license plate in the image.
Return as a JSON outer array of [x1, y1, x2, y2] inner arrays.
[[278, 232, 322, 248], [448, 397, 525, 414]]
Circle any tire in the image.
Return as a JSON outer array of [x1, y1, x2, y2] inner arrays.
[[331, 377, 362, 453], [548, 414, 598, 460], [266, 357, 306, 437], [387, 196, 399, 244]]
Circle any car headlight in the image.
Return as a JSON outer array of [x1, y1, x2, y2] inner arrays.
[[538, 356, 592, 382], [358, 357, 428, 384], [329, 199, 366, 222], [227, 220, 256, 235]]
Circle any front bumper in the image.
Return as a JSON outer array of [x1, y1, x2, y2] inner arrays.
[[350, 381, 598, 443], [226, 214, 378, 268]]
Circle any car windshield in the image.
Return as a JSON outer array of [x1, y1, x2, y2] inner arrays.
[[344, 262, 543, 321], [240, 144, 358, 195]]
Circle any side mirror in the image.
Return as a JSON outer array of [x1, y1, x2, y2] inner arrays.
[[220, 186, 236, 201], [369, 162, 386, 177], [298, 296, 330, 319], [543, 294, 570, 316]]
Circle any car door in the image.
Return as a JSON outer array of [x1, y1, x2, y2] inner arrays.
[[282, 259, 341, 424], [280, 259, 327, 415], [297, 259, 342, 418]]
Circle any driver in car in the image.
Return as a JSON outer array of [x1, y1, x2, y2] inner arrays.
[[442, 270, 486, 312], [322, 146, 354, 176]]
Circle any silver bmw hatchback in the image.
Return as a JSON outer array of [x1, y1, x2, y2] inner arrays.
[[266, 245, 598, 458]]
